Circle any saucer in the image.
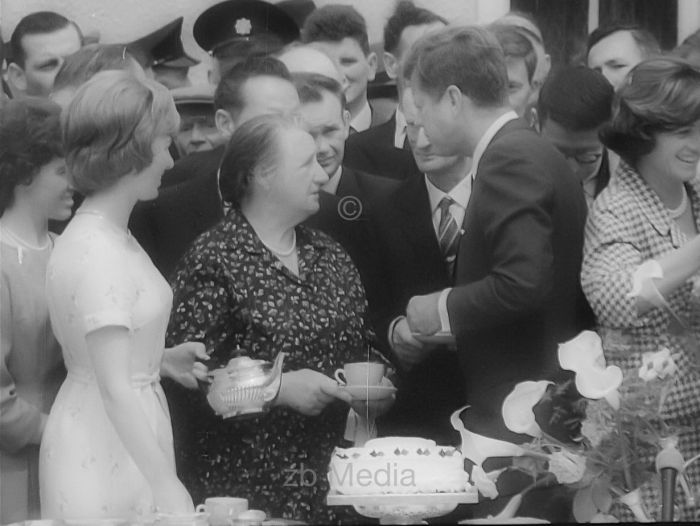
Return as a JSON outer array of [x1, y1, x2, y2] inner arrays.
[[411, 331, 456, 345], [340, 385, 397, 401]]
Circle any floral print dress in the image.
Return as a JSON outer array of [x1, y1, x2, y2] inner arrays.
[[166, 208, 379, 524]]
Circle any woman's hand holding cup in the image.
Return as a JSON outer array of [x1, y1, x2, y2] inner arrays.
[[275, 369, 352, 415]]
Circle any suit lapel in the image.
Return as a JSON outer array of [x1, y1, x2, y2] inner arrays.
[[397, 177, 448, 282]]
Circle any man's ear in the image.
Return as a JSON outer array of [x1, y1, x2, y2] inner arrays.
[[444, 85, 463, 114], [367, 51, 378, 82], [383, 51, 399, 80], [215, 109, 235, 138], [6, 62, 28, 94]]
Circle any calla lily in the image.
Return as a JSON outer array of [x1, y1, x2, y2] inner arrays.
[[558, 330, 605, 370], [502, 381, 552, 437], [638, 348, 677, 381], [558, 331, 623, 409], [451, 406, 525, 466], [470, 464, 500, 499], [575, 364, 622, 410]]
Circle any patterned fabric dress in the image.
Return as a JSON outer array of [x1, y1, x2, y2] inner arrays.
[[582, 162, 700, 522], [166, 208, 379, 524]]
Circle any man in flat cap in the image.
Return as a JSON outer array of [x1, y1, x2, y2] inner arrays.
[[193, 0, 299, 85], [170, 84, 223, 160], [128, 17, 199, 90]]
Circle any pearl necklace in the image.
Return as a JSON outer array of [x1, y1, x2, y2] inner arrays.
[[667, 189, 689, 220], [260, 230, 297, 257]]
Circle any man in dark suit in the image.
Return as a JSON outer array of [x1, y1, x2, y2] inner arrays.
[[292, 72, 398, 347], [402, 26, 586, 520], [370, 86, 472, 445], [129, 56, 300, 279], [344, 1, 445, 179]]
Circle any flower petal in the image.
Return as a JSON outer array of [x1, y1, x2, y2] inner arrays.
[[574, 364, 622, 405], [558, 331, 604, 372], [502, 381, 552, 437]]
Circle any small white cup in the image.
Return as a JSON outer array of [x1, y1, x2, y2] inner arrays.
[[196, 496, 248, 526], [334, 362, 385, 386]]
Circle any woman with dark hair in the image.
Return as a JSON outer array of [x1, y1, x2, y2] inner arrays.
[[0, 98, 72, 524], [167, 114, 387, 523], [582, 57, 700, 521]]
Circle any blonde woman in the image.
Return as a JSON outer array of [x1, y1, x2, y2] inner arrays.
[[41, 71, 205, 520]]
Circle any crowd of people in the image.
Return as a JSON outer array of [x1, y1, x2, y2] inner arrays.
[[1, 0, 699, 524]]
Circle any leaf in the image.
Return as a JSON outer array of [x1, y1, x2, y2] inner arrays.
[[591, 477, 613, 513], [573, 485, 598, 523]]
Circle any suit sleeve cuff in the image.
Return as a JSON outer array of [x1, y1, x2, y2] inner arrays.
[[387, 316, 404, 350], [438, 288, 452, 333]]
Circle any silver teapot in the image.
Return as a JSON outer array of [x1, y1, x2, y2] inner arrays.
[[206, 352, 285, 418]]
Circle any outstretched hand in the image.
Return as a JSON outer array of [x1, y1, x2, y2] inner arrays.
[[161, 342, 209, 389]]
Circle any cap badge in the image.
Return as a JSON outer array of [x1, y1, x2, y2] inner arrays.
[[234, 18, 253, 36]]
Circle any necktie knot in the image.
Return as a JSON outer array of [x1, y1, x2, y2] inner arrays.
[[438, 196, 455, 215]]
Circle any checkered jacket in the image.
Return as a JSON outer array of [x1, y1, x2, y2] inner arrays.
[[581, 161, 700, 422]]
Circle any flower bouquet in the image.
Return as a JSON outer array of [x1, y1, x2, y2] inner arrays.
[[454, 331, 700, 523]]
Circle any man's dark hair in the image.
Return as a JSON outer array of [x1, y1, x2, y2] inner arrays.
[[292, 71, 346, 109], [214, 56, 291, 118], [538, 66, 614, 131], [383, 1, 446, 55], [586, 23, 660, 58], [301, 5, 371, 55], [215, 34, 287, 78], [490, 24, 537, 84], [404, 26, 508, 108], [53, 44, 138, 92], [10, 11, 82, 67]]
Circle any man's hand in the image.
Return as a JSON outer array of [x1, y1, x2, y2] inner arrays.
[[275, 369, 353, 416], [161, 342, 209, 389], [390, 317, 435, 369], [406, 291, 443, 336], [349, 377, 396, 418]]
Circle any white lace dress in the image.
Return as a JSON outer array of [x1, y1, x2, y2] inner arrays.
[[40, 212, 174, 520]]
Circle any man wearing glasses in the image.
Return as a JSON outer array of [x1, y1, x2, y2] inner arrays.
[[537, 66, 615, 208]]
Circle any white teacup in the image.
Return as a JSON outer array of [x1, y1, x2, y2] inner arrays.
[[196, 496, 248, 525], [334, 362, 385, 386]]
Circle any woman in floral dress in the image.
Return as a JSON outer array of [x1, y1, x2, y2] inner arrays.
[[581, 57, 700, 521], [167, 114, 383, 524]]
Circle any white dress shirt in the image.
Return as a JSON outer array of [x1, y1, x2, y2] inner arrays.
[[350, 100, 372, 133], [393, 107, 407, 149], [437, 110, 519, 333], [322, 166, 343, 195]]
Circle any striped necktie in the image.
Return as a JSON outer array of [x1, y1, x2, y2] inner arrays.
[[437, 196, 460, 277]]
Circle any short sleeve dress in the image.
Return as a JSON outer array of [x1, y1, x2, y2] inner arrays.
[[40, 211, 175, 520]]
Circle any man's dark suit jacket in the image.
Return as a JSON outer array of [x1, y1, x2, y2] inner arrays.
[[369, 174, 466, 445], [306, 167, 399, 354], [344, 113, 420, 181], [129, 156, 224, 280], [448, 119, 588, 443]]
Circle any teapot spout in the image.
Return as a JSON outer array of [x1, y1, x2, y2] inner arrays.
[[263, 352, 285, 401]]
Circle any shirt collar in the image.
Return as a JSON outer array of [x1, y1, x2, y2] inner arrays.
[[321, 165, 343, 195], [471, 110, 518, 180], [350, 100, 372, 133], [424, 172, 472, 215], [394, 107, 407, 149]]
